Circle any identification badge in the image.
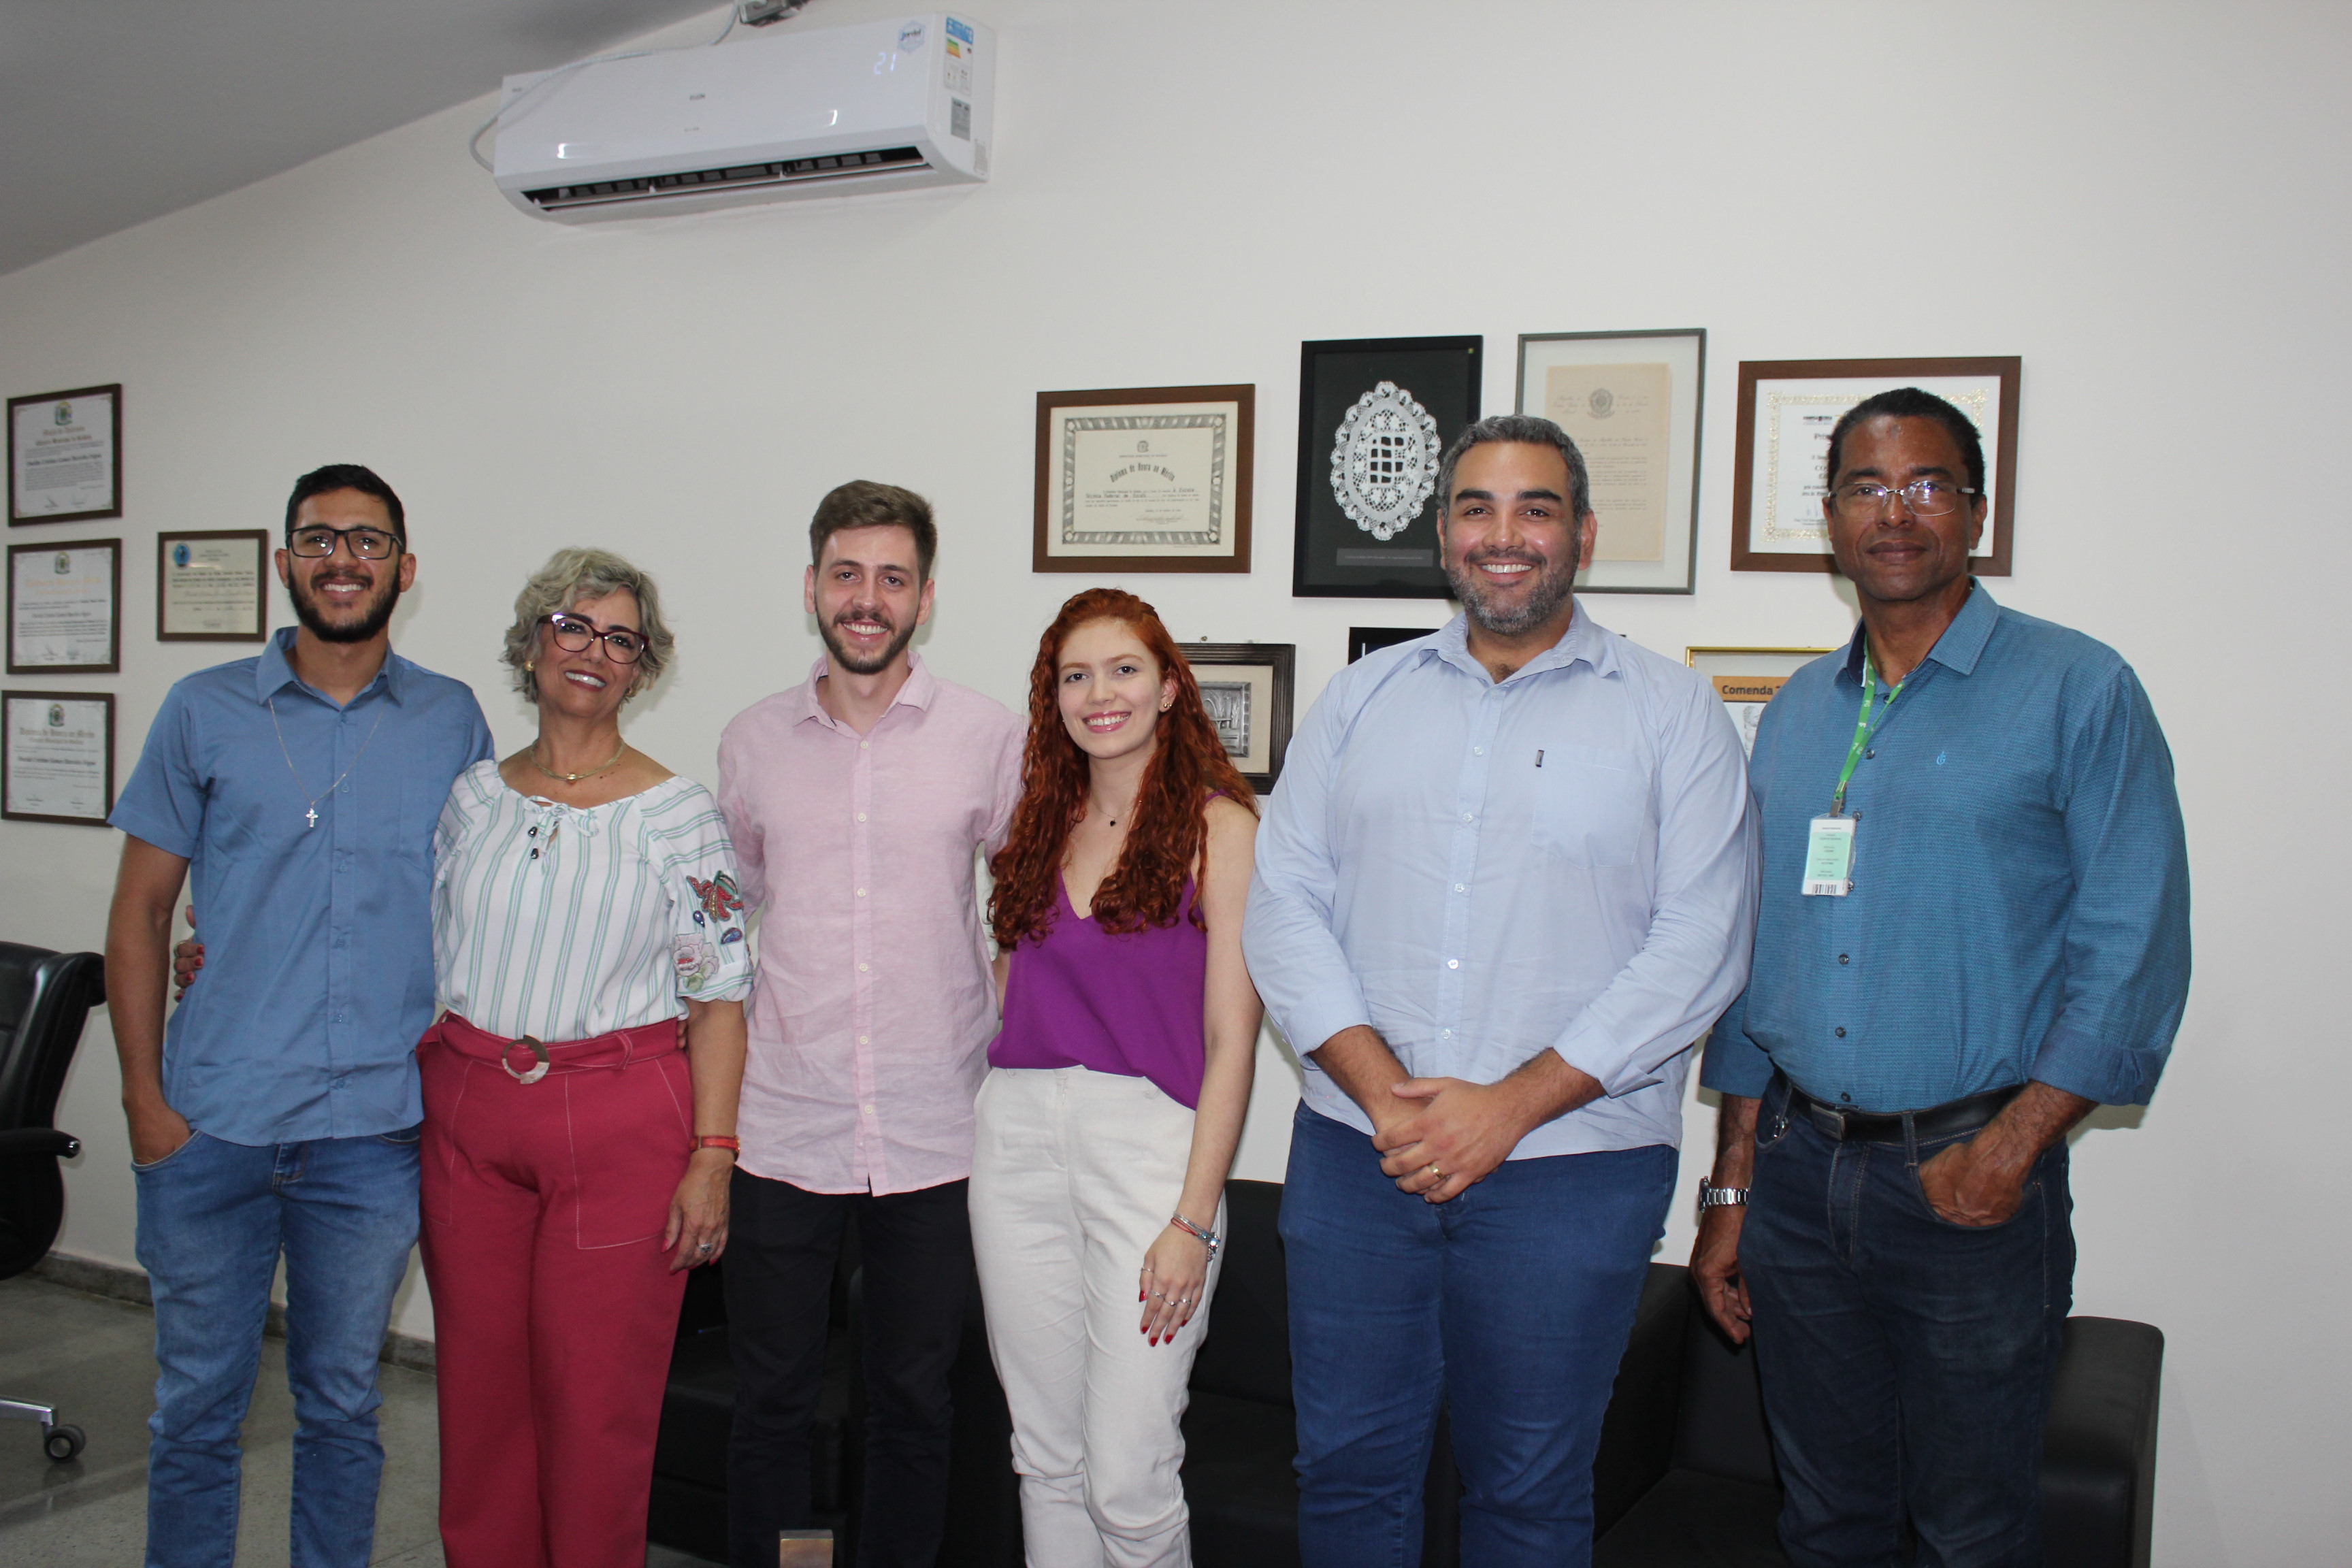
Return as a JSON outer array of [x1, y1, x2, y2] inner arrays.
[[1803, 815, 1855, 896]]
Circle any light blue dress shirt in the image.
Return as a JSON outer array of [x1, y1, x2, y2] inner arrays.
[[1243, 608, 1760, 1158], [1701, 585, 2190, 1111], [110, 629, 493, 1145]]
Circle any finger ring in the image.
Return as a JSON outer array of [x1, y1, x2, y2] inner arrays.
[[697, 1242, 713, 1253], [1150, 1290, 1164, 1298], [1427, 1162, 1443, 1178]]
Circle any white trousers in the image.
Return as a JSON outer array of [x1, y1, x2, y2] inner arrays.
[[970, 1065, 1224, 1568]]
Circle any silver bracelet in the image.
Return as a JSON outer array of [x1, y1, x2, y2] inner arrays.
[[1169, 1211, 1221, 1260]]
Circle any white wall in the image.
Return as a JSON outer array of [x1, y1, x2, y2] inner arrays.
[[3, 2, 2344, 1560]]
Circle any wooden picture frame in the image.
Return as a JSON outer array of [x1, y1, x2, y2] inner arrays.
[[1034, 385, 1254, 574], [1516, 328, 1705, 594], [1686, 645, 1839, 757], [8, 538, 121, 674], [2, 689, 116, 826], [1730, 357, 2019, 575], [1181, 641, 1294, 794], [9, 384, 122, 525], [157, 529, 270, 642], [1294, 336, 1482, 599]]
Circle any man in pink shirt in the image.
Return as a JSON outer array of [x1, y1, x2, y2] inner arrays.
[[715, 480, 1024, 1567]]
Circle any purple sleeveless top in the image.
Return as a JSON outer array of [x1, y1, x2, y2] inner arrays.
[[989, 875, 1208, 1109]]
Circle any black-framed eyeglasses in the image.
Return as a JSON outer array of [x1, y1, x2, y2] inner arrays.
[[542, 612, 646, 665], [287, 525, 405, 559], [1829, 478, 1979, 520]]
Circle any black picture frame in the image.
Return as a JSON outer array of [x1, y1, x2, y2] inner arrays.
[[1348, 625, 1439, 664], [1181, 642, 1294, 794], [1293, 336, 1480, 598]]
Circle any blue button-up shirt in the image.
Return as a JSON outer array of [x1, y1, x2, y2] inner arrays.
[[110, 630, 493, 1145], [1243, 608, 1759, 1158], [1701, 585, 2190, 1112]]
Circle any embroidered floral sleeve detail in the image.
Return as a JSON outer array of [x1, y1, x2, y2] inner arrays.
[[687, 871, 745, 926], [674, 933, 720, 992]]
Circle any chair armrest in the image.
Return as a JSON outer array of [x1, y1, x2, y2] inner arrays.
[[0, 1128, 79, 1159], [2044, 1316, 2164, 1568]]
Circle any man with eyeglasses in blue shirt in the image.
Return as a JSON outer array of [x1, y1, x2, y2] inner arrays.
[[1246, 414, 1759, 1565], [105, 463, 492, 1568], [1691, 388, 2191, 1568]]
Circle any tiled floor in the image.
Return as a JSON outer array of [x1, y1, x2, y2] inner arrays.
[[0, 1273, 708, 1566]]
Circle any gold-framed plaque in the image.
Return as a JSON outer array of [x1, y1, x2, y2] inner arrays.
[[1686, 646, 1838, 757], [158, 529, 270, 642], [1034, 385, 1254, 574]]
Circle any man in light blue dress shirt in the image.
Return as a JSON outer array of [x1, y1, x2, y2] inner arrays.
[[105, 466, 492, 1568], [1692, 391, 2189, 1567], [1243, 415, 1759, 1566]]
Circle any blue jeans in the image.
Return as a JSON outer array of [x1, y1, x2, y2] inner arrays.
[[133, 1127, 422, 1568], [1742, 1078, 2075, 1568], [1280, 1105, 1676, 1568]]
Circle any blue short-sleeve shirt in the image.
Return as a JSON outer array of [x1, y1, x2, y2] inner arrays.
[[110, 629, 494, 1145]]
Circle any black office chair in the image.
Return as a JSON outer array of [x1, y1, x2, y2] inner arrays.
[[0, 943, 105, 1463]]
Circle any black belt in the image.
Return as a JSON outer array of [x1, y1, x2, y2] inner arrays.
[[1779, 1075, 2022, 1145]]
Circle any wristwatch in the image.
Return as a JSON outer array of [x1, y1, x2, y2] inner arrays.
[[1698, 1179, 1748, 1209]]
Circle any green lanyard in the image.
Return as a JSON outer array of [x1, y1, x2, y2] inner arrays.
[[1831, 646, 1904, 817]]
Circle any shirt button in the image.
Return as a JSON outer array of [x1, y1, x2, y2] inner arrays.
[[858, 962, 869, 972], [1473, 747, 1485, 756], [531, 849, 540, 860], [1865, 749, 1876, 760], [1439, 1028, 1453, 1039], [863, 1104, 876, 1115], [1461, 813, 1473, 823], [1838, 953, 1850, 964], [858, 1034, 870, 1045], [1840, 1092, 1852, 1103], [856, 813, 866, 822], [528, 826, 538, 837], [1446, 958, 1460, 970], [1834, 1026, 1847, 1037], [855, 887, 866, 898], [1453, 883, 1466, 894], [860, 740, 869, 749]]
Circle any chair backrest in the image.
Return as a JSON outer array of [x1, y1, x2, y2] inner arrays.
[[0, 944, 104, 1135], [1188, 1178, 1292, 1407]]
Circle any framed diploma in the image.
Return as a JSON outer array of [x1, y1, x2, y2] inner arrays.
[[3, 690, 115, 826], [8, 539, 121, 674], [10, 385, 122, 525], [1181, 642, 1294, 794], [1033, 386, 1254, 574], [1516, 329, 1705, 594], [1294, 336, 1482, 599], [1731, 357, 2019, 575], [157, 529, 270, 642], [1686, 646, 1838, 758]]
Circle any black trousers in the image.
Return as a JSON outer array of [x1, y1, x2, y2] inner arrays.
[[723, 1170, 973, 1568]]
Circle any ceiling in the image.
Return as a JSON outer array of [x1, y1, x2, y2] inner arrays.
[[0, 0, 734, 278]]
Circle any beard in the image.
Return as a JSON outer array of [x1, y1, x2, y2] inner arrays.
[[288, 568, 403, 644], [819, 607, 918, 676], [1445, 548, 1579, 638]]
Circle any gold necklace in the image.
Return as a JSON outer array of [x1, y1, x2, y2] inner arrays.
[[530, 735, 627, 784]]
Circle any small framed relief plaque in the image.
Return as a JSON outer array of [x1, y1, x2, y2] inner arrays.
[[1181, 642, 1294, 794], [1294, 337, 1481, 599], [1034, 386, 1254, 574], [1731, 357, 2019, 575], [1516, 329, 1705, 594], [1686, 646, 1838, 758], [157, 529, 269, 642], [10, 385, 122, 525]]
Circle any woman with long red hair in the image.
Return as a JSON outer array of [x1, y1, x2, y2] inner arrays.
[[973, 587, 1262, 1566]]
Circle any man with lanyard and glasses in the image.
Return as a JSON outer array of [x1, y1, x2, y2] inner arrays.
[[105, 464, 492, 1568], [1690, 389, 2191, 1567]]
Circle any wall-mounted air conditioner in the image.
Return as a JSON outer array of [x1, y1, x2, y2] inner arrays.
[[492, 13, 994, 223]]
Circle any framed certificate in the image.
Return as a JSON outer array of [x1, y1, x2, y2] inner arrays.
[[10, 385, 122, 525], [1516, 329, 1705, 594], [1294, 336, 1482, 599], [1686, 646, 1838, 758], [3, 690, 115, 826], [1034, 386, 1254, 574], [1731, 357, 2019, 575], [1181, 642, 1294, 794], [8, 539, 121, 674], [158, 529, 270, 642]]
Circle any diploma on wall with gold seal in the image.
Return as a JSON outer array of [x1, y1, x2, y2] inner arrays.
[[158, 529, 269, 642], [1516, 331, 1704, 594], [1034, 385, 1254, 574], [9, 385, 122, 525], [3, 689, 114, 826]]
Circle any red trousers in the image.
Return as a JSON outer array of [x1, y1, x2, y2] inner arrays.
[[418, 1011, 694, 1568]]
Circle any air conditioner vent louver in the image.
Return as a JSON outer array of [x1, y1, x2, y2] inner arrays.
[[523, 146, 928, 212]]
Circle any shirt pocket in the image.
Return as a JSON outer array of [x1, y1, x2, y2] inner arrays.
[[1528, 743, 1647, 869]]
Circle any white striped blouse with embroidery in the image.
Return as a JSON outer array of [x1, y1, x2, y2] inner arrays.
[[432, 760, 753, 1043]]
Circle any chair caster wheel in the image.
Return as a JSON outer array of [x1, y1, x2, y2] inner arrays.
[[43, 1424, 84, 1463]]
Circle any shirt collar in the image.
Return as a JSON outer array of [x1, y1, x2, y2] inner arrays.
[[791, 647, 938, 729], [252, 626, 407, 706], [1428, 601, 1621, 685], [1840, 579, 1999, 685]]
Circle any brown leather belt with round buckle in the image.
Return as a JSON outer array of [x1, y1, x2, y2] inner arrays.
[[1782, 1077, 2023, 1144]]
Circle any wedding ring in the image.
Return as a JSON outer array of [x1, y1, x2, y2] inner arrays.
[[1427, 1162, 1443, 1178]]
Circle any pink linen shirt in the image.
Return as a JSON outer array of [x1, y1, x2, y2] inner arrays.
[[717, 652, 1024, 1194]]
